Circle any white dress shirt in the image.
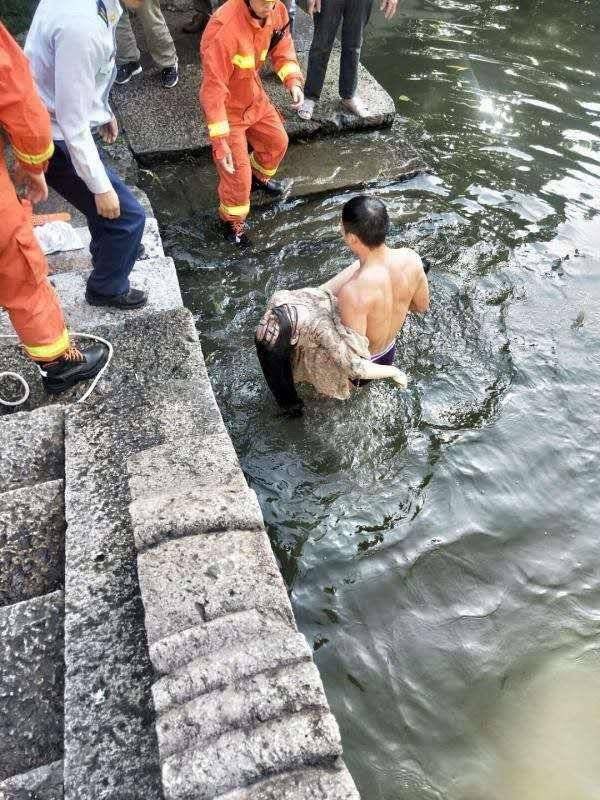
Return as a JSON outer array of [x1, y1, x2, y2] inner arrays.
[[25, 0, 123, 195]]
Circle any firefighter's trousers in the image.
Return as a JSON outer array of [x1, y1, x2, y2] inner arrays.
[[0, 156, 68, 361], [214, 102, 289, 223]]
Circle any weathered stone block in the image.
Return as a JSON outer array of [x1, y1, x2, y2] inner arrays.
[[0, 760, 63, 800], [0, 407, 64, 492], [149, 609, 293, 677], [152, 631, 311, 714], [217, 764, 360, 800], [0, 591, 64, 781], [0, 479, 65, 606], [161, 710, 343, 800], [157, 660, 329, 759], [137, 529, 293, 645]]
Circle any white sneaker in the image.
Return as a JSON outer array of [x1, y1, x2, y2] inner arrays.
[[341, 96, 370, 118], [298, 98, 315, 120]]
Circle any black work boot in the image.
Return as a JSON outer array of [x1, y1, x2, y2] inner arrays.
[[36, 344, 108, 395], [85, 286, 148, 309], [251, 175, 293, 198], [222, 220, 252, 248]]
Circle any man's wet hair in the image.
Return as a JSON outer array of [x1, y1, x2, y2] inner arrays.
[[342, 195, 390, 248]]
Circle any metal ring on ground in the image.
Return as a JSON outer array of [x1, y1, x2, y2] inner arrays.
[[0, 371, 30, 408]]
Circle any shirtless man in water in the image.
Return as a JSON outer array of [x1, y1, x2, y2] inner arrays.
[[322, 194, 429, 370], [255, 194, 429, 414]]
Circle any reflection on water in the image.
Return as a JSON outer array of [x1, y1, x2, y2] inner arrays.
[[144, 0, 600, 797]]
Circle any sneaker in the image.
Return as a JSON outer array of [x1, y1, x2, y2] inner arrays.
[[340, 95, 370, 118], [37, 344, 108, 395], [85, 286, 148, 309], [251, 175, 293, 198], [161, 62, 179, 89], [222, 220, 252, 248], [115, 61, 142, 85], [297, 98, 315, 120]]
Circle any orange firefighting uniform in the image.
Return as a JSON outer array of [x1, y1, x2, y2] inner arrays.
[[199, 0, 304, 223], [0, 23, 69, 361]]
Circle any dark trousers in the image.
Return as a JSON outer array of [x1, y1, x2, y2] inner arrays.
[[304, 0, 374, 101], [46, 141, 146, 297]]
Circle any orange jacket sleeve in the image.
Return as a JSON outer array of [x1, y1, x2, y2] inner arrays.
[[269, 5, 303, 90], [0, 23, 54, 174], [199, 23, 234, 156]]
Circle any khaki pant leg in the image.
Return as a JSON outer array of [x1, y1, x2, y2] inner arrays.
[[137, 0, 177, 68], [115, 10, 141, 65]]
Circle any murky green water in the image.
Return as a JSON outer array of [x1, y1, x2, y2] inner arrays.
[[144, 1, 600, 796]]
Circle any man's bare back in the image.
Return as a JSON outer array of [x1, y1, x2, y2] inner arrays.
[[322, 245, 429, 355]]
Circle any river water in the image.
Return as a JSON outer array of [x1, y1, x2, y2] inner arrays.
[[143, 1, 600, 797]]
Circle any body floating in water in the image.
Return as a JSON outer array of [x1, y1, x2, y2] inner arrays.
[[256, 195, 430, 414]]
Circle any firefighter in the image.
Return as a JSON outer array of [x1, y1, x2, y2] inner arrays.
[[200, 0, 304, 247], [0, 23, 107, 394]]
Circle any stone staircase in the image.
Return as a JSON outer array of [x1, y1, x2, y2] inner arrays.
[[0, 202, 360, 799]]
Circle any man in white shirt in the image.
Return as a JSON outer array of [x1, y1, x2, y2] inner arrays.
[[25, 0, 149, 309]]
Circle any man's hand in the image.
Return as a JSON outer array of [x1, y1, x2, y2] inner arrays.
[[14, 163, 48, 204], [391, 367, 408, 388], [289, 85, 304, 110], [95, 188, 121, 219], [380, 0, 398, 20], [220, 152, 235, 174], [99, 116, 119, 144], [307, 0, 321, 15]]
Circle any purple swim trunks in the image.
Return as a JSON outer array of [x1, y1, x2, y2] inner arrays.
[[353, 340, 396, 386]]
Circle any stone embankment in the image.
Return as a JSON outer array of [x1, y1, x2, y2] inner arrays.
[[0, 191, 360, 799]]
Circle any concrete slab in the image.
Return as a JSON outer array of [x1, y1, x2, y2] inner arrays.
[[136, 529, 294, 645], [111, 9, 395, 162], [160, 709, 342, 800], [0, 408, 64, 491], [217, 765, 361, 800], [0, 479, 65, 607], [0, 760, 63, 800], [0, 591, 64, 781]]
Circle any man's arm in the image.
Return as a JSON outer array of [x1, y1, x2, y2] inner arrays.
[[0, 24, 53, 202], [199, 28, 234, 169], [269, 5, 304, 108], [409, 268, 429, 313], [53, 18, 113, 196], [337, 282, 369, 336]]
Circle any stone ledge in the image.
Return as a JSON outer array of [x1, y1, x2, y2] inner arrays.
[[216, 764, 360, 800], [0, 407, 64, 490], [0, 479, 65, 607], [0, 760, 63, 800], [137, 529, 294, 645], [152, 630, 312, 713], [161, 709, 343, 800]]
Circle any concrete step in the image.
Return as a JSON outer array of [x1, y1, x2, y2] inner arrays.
[[156, 660, 329, 759], [0, 408, 64, 492], [46, 217, 165, 275], [216, 765, 360, 800], [0, 591, 64, 782], [111, 9, 395, 161], [0, 479, 65, 607], [0, 760, 63, 800], [161, 709, 343, 800]]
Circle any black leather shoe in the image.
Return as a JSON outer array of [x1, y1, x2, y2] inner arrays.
[[37, 344, 108, 395], [222, 220, 252, 248], [85, 286, 148, 309], [251, 175, 292, 197]]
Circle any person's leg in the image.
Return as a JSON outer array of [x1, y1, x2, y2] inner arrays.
[[339, 0, 374, 99], [247, 102, 289, 183], [304, 0, 345, 101], [46, 142, 146, 297], [136, 0, 177, 69], [214, 125, 252, 224], [115, 9, 142, 66]]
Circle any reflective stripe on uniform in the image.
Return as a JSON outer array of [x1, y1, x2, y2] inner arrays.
[[277, 62, 302, 82], [23, 328, 70, 360], [12, 140, 55, 166], [219, 201, 250, 217], [208, 120, 230, 137], [250, 152, 277, 178], [232, 53, 255, 69], [260, 49, 268, 62]]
